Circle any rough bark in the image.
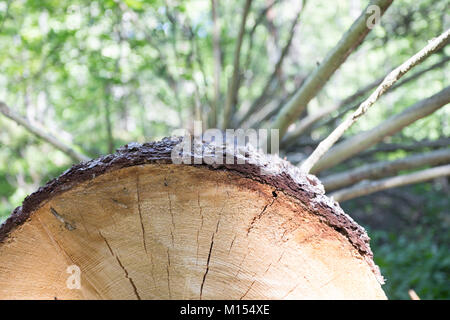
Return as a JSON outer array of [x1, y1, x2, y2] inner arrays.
[[0, 138, 385, 299]]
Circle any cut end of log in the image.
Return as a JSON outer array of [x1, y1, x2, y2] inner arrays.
[[0, 137, 385, 299]]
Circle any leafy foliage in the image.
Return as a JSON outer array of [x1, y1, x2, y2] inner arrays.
[[372, 228, 450, 299]]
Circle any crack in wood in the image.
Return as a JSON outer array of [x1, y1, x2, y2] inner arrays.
[[167, 192, 175, 229], [115, 254, 142, 300], [235, 245, 251, 278], [240, 280, 256, 300], [98, 232, 114, 257], [99, 231, 142, 300], [166, 249, 172, 299], [282, 283, 300, 299], [199, 234, 214, 300], [196, 208, 204, 265], [277, 251, 285, 263], [136, 174, 148, 255], [167, 191, 176, 247], [166, 266, 171, 299], [228, 235, 237, 255], [134, 175, 156, 288], [197, 191, 202, 217], [263, 262, 272, 275], [247, 196, 276, 235], [199, 219, 220, 300]]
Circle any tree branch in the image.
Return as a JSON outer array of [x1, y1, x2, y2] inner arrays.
[[271, 0, 394, 138], [243, 0, 281, 69], [281, 69, 393, 147], [236, 0, 306, 127], [361, 137, 450, 155], [313, 55, 450, 133], [186, 24, 212, 125], [222, 0, 253, 129], [210, 0, 221, 128], [0, 101, 90, 162], [308, 85, 450, 173], [322, 148, 450, 191], [330, 164, 450, 202], [104, 84, 115, 154], [300, 29, 450, 173], [283, 55, 450, 148]]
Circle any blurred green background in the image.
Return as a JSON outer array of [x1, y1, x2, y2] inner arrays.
[[0, 0, 448, 299]]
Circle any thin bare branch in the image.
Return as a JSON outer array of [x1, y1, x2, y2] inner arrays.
[[222, 0, 253, 129], [300, 29, 450, 173], [236, 0, 306, 126], [287, 54, 450, 145], [282, 70, 393, 147], [362, 137, 450, 155], [104, 84, 115, 154], [312, 55, 450, 133], [210, 0, 221, 128], [186, 24, 212, 126], [322, 148, 450, 191], [271, 0, 394, 138], [0, 101, 90, 162], [330, 164, 450, 202], [247, 1, 280, 50], [241, 0, 283, 93], [309, 86, 450, 173]]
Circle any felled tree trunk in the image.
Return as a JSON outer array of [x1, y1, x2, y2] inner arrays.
[[0, 138, 386, 299]]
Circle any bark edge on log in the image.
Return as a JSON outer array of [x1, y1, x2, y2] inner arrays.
[[0, 137, 384, 284]]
